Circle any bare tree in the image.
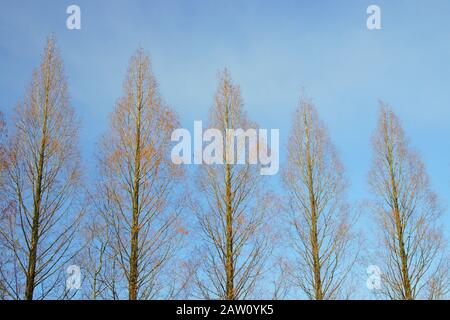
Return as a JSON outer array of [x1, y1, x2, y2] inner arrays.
[[0, 111, 6, 180], [369, 102, 448, 300], [0, 111, 7, 299], [193, 70, 272, 300], [78, 207, 110, 300], [94, 49, 186, 300], [0, 111, 6, 203], [283, 97, 358, 300], [0, 36, 84, 300]]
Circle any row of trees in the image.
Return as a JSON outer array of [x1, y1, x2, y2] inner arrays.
[[0, 37, 448, 300]]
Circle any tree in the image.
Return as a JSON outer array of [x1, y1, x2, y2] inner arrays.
[[193, 70, 272, 300], [0, 111, 6, 199], [0, 36, 84, 300], [369, 102, 448, 299], [283, 96, 357, 300], [94, 49, 185, 300], [0, 111, 6, 181], [78, 207, 111, 300], [0, 111, 7, 299]]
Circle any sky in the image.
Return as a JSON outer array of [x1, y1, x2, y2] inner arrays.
[[1, 0, 450, 296]]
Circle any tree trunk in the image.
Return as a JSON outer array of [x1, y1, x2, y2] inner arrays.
[[385, 126, 412, 300], [305, 118, 323, 300], [25, 61, 50, 300], [224, 97, 234, 300], [129, 73, 143, 300], [225, 162, 234, 300]]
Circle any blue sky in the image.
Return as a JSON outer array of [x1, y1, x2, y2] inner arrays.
[[1, 0, 450, 295]]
